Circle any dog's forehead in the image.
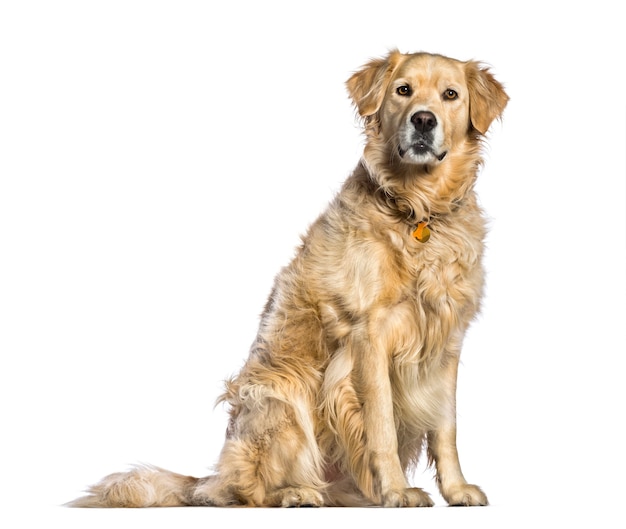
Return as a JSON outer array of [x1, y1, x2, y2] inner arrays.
[[395, 54, 466, 86]]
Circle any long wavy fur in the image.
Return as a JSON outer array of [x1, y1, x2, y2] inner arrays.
[[69, 51, 508, 508]]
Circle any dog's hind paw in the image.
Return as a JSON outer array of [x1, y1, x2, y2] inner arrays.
[[267, 486, 324, 507]]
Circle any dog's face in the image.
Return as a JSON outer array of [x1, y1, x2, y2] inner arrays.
[[347, 51, 508, 167], [381, 54, 469, 165]]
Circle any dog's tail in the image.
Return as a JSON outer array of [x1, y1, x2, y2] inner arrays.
[[67, 464, 208, 507]]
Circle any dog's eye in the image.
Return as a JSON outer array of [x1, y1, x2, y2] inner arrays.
[[396, 85, 412, 96], [443, 89, 458, 100]]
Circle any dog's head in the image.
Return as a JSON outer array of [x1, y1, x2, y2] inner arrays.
[[347, 51, 508, 167]]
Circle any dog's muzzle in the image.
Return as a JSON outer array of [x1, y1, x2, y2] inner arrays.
[[397, 110, 447, 163]]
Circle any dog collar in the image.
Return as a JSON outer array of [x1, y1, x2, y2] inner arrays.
[[412, 221, 431, 243]]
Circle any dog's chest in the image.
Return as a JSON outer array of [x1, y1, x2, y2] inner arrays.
[[407, 222, 483, 315], [381, 220, 485, 366]]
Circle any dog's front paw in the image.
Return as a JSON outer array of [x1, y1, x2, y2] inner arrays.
[[444, 484, 488, 506], [381, 487, 434, 507]]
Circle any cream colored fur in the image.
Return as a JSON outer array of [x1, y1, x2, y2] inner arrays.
[[69, 51, 508, 508]]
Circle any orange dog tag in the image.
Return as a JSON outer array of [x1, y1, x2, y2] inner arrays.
[[412, 221, 431, 243]]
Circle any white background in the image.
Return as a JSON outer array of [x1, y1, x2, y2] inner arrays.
[[1, 1, 624, 527]]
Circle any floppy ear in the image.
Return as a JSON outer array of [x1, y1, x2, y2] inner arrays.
[[465, 62, 509, 134], [346, 50, 403, 123]]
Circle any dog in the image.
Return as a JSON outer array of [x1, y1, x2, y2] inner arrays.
[[70, 50, 508, 508]]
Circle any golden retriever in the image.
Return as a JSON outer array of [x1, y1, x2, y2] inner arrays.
[[70, 50, 508, 508]]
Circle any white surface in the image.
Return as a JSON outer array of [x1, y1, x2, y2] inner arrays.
[[1, 1, 624, 527]]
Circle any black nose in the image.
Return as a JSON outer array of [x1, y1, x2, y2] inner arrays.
[[410, 111, 437, 133]]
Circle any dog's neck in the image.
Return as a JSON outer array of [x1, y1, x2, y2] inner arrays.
[[356, 157, 469, 227], [356, 135, 483, 224]]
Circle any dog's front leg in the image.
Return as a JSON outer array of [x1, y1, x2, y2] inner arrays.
[[351, 331, 433, 507], [427, 351, 488, 506]]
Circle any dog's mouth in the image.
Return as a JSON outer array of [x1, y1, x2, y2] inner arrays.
[[398, 143, 447, 163]]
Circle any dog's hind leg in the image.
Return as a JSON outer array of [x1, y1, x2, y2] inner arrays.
[[193, 389, 326, 507]]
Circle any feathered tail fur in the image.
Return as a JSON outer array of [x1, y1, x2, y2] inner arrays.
[[68, 465, 204, 507]]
